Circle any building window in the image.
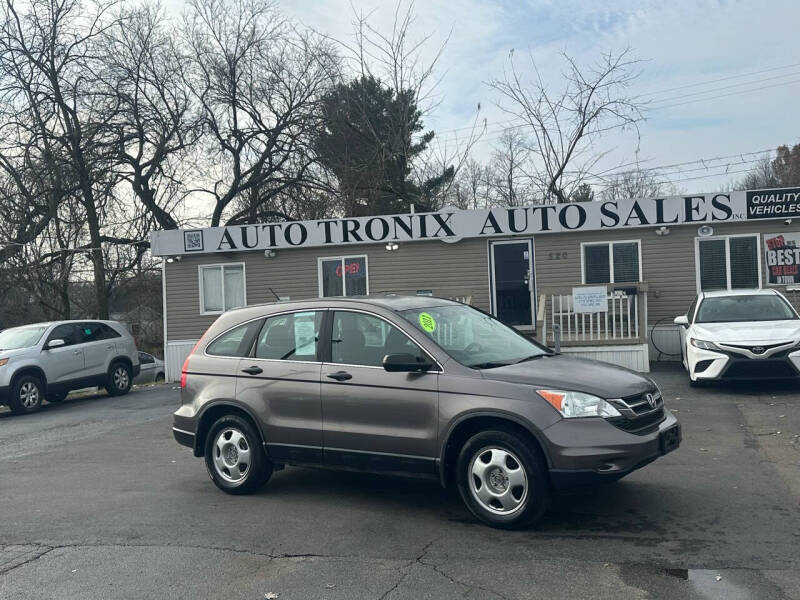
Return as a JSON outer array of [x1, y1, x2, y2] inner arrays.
[[199, 263, 246, 314], [582, 241, 641, 284], [696, 235, 760, 291], [318, 256, 368, 297]]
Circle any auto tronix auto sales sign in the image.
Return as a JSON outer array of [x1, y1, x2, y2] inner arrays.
[[764, 232, 800, 285], [150, 187, 800, 256]]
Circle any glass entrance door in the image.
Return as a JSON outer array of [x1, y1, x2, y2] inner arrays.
[[490, 240, 535, 327]]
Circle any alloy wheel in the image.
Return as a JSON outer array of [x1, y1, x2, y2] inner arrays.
[[19, 381, 40, 409], [113, 366, 129, 390], [468, 447, 528, 515], [212, 428, 252, 484]]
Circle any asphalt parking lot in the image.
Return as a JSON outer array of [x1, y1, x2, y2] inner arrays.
[[1, 365, 799, 600]]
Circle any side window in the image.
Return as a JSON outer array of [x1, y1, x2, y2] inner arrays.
[[80, 322, 121, 343], [331, 311, 426, 367], [47, 324, 78, 347], [138, 352, 155, 364], [206, 320, 261, 357], [255, 311, 322, 361]]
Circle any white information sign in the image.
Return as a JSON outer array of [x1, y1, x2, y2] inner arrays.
[[572, 286, 608, 314]]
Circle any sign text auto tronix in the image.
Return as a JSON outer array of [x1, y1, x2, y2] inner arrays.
[[149, 187, 800, 256]]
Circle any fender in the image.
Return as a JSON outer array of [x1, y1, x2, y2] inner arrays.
[[193, 398, 269, 457], [438, 408, 554, 487]]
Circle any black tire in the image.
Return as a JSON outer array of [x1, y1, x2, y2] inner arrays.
[[204, 414, 272, 495], [155, 373, 165, 384], [456, 429, 550, 529], [8, 374, 44, 415], [105, 361, 132, 396], [47, 391, 69, 404]]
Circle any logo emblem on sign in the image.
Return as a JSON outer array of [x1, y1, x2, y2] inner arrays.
[[646, 393, 657, 409]]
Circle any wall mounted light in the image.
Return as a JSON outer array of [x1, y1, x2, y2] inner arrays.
[[385, 242, 399, 251], [697, 225, 714, 237], [264, 249, 276, 258], [165, 255, 182, 263], [655, 226, 670, 236]]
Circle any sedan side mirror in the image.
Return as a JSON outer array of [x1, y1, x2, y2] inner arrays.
[[673, 315, 689, 327], [383, 353, 434, 373], [47, 338, 65, 349]]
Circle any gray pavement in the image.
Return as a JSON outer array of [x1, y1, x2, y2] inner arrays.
[[0, 366, 799, 599]]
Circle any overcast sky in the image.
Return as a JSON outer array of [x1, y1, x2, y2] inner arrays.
[[280, 0, 800, 194]]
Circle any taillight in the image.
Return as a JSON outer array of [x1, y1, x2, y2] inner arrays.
[[180, 335, 206, 388]]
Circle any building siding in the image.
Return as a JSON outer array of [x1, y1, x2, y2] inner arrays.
[[165, 238, 490, 340], [164, 220, 800, 342]]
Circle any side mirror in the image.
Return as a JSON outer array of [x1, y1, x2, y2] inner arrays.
[[673, 315, 689, 327], [383, 353, 434, 373], [47, 338, 65, 349]]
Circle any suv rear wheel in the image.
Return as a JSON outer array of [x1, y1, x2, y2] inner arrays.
[[105, 362, 132, 396], [456, 429, 549, 529], [204, 415, 272, 495], [8, 375, 44, 414]]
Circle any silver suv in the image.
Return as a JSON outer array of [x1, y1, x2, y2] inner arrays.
[[0, 320, 140, 414]]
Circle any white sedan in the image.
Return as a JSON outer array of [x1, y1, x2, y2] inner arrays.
[[674, 289, 800, 385]]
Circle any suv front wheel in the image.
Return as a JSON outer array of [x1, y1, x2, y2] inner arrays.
[[456, 429, 550, 529], [8, 375, 44, 414], [204, 415, 273, 495]]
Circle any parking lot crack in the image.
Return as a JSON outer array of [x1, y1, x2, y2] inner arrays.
[[0, 546, 54, 574]]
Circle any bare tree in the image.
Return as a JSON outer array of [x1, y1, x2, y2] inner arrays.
[[490, 49, 645, 203], [599, 166, 671, 201], [487, 128, 534, 206], [99, 3, 198, 231], [182, 0, 337, 226]]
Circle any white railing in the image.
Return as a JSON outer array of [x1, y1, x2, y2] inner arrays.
[[537, 284, 647, 346]]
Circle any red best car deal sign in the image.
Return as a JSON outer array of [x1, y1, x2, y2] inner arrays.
[[765, 232, 800, 285]]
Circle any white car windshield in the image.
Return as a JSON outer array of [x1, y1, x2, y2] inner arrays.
[[696, 295, 798, 323], [399, 305, 551, 369], [0, 325, 49, 350]]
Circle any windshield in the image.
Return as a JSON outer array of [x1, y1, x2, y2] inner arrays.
[[0, 325, 49, 350], [399, 305, 550, 369], [696, 295, 798, 323]]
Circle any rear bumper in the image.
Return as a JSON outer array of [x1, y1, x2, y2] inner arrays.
[[544, 410, 681, 489], [172, 427, 196, 449]]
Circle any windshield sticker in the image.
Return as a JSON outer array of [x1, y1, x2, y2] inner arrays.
[[418, 312, 436, 333]]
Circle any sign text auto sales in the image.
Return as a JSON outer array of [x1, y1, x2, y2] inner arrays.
[[148, 187, 800, 255]]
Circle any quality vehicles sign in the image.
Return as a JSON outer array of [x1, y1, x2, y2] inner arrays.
[[150, 187, 800, 256]]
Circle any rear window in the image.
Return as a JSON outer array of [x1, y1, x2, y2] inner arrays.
[[206, 320, 262, 357], [696, 295, 798, 323]]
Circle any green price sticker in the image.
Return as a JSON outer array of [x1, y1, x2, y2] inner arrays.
[[418, 312, 436, 333]]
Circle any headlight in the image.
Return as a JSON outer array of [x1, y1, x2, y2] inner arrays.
[[0, 358, 7, 367], [537, 390, 621, 418], [690, 338, 719, 351]]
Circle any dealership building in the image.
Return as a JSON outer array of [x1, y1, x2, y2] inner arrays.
[[151, 186, 800, 381]]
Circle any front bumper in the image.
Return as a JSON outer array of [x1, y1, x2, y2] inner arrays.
[[689, 346, 800, 381], [544, 409, 681, 488]]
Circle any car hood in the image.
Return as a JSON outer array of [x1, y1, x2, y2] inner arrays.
[[0, 346, 36, 359], [692, 320, 800, 344], [478, 354, 655, 399]]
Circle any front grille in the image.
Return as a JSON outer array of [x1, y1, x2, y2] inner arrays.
[[722, 359, 798, 380], [607, 391, 666, 435], [607, 407, 665, 435]]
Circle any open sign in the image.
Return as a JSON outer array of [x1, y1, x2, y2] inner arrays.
[[335, 261, 362, 277]]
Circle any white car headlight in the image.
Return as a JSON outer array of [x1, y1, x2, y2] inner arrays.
[[538, 390, 622, 418], [690, 338, 719, 351]]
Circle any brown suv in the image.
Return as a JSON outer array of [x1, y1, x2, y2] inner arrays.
[[173, 297, 680, 529]]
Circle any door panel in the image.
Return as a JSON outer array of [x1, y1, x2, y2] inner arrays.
[[235, 310, 325, 463], [321, 310, 439, 472], [491, 240, 535, 326], [41, 324, 85, 384], [79, 323, 116, 377]]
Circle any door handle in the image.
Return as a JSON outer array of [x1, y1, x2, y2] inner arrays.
[[73, 350, 82, 355], [241, 366, 263, 375], [326, 371, 352, 381]]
